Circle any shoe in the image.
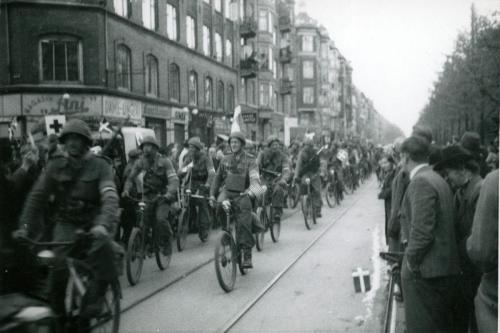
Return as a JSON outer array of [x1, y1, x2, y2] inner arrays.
[[242, 249, 253, 269], [316, 209, 322, 218], [199, 232, 208, 243]]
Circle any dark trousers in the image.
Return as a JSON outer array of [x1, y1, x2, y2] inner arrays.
[[300, 175, 322, 210], [217, 190, 254, 250], [191, 196, 211, 238], [475, 291, 497, 333], [401, 264, 457, 333]]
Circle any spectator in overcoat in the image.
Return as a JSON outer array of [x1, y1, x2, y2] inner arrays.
[[467, 170, 498, 333], [434, 145, 483, 332], [399, 135, 460, 333], [378, 155, 396, 246]]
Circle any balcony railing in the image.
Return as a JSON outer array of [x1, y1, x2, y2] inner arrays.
[[279, 46, 292, 63], [279, 15, 292, 32], [240, 58, 259, 78], [240, 17, 258, 38], [280, 78, 293, 94]]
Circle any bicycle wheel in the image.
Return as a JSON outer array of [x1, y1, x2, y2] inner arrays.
[[126, 227, 144, 286], [238, 248, 247, 276], [325, 183, 336, 208], [177, 208, 189, 252], [154, 227, 172, 270], [290, 184, 300, 209], [214, 231, 237, 292], [68, 262, 121, 333], [310, 197, 317, 225], [254, 207, 265, 252], [301, 195, 312, 230], [269, 207, 280, 243]]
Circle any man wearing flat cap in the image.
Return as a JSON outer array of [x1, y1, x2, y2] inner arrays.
[[434, 145, 483, 332], [399, 135, 460, 333], [460, 131, 488, 177]]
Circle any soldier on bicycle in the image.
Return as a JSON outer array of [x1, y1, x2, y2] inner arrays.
[[294, 133, 322, 217], [122, 135, 179, 256], [17, 119, 120, 321], [209, 131, 260, 268], [179, 137, 215, 242], [256, 135, 290, 223]]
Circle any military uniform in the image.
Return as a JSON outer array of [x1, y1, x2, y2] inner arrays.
[[210, 149, 260, 250], [19, 151, 120, 314], [123, 152, 179, 252], [180, 149, 215, 240], [294, 145, 322, 213], [256, 148, 290, 220]]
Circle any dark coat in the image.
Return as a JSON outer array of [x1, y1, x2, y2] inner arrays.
[[388, 167, 409, 242], [378, 168, 396, 243]]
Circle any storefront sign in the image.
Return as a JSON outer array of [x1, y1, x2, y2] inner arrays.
[[22, 94, 101, 116], [172, 107, 187, 123], [143, 103, 170, 119], [242, 112, 257, 123], [0, 94, 22, 116], [103, 96, 142, 121]]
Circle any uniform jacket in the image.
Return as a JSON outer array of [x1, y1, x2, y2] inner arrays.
[[401, 166, 460, 278], [467, 170, 498, 309], [19, 152, 119, 236], [256, 148, 290, 183], [124, 153, 179, 200], [180, 150, 215, 190], [294, 145, 320, 179], [210, 150, 259, 197]]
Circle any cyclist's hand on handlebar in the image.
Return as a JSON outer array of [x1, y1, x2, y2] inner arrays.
[[163, 193, 175, 202], [121, 190, 130, 198], [12, 228, 28, 240], [90, 225, 109, 238], [209, 196, 216, 207], [222, 200, 231, 212]]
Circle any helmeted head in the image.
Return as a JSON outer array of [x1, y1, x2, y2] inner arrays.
[[304, 132, 315, 146], [188, 137, 203, 154], [266, 135, 281, 152], [140, 135, 160, 158], [59, 119, 92, 157], [229, 131, 245, 153]]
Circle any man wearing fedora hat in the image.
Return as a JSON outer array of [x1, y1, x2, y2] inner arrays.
[[399, 135, 460, 333], [434, 145, 483, 332]]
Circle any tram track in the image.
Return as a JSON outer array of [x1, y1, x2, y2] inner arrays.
[[218, 192, 363, 332]]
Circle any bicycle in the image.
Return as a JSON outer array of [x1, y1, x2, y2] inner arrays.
[[213, 195, 250, 293], [379, 251, 405, 333], [14, 233, 121, 333], [324, 167, 343, 208], [300, 177, 317, 230], [286, 179, 300, 209], [126, 196, 172, 286], [254, 183, 281, 251]]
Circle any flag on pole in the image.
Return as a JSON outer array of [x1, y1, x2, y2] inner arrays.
[[99, 118, 113, 134], [231, 105, 242, 133]]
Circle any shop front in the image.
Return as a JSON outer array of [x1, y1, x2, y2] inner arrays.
[[144, 103, 169, 148], [168, 107, 188, 145]]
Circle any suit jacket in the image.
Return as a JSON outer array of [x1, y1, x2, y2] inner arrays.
[[401, 166, 460, 278], [388, 167, 409, 240]]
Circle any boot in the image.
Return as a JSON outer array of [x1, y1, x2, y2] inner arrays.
[[80, 280, 108, 319], [315, 207, 322, 218], [242, 249, 253, 269]]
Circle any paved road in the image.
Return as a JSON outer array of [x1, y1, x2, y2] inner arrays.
[[119, 177, 390, 332]]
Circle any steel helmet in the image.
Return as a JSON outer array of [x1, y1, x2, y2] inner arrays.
[[266, 135, 280, 147], [59, 119, 92, 145], [140, 135, 160, 149], [228, 131, 246, 146], [188, 137, 203, 150]]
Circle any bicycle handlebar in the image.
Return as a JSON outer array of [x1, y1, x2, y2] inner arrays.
[[16, 235, 77, 247], [379, 251, 404, 264]]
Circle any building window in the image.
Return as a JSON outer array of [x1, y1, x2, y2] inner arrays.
[[40, 37, 81, 82], [116, 44, 131, 90], [114, 0, 131, 17], [214, 0, 222, 12], [203, 0, 210, 3], [225, 39, 233, 66], [205, 77, 213, 108], [145, 54, 158, 96], [258, 9, 268, 31], [227, 84, 234, 112], [303, 87, 314, 104], [303, 60, 314, 79], [224, 0, 232, 20], [215, 33, 222, 61], [273, 60, 277, 79], [260, 82, 270, 106], [142, 0, 157, 31], [188, 71, 198, 106], [186, 16, 196, 49], [302, 35, 314, 52], [167, 3, 178, 41], [268, 11, 273, 33], [217, 81, 224, 110], [248, 80, 256, 104], [203, 25, 211, 57], [268, 46, 273, 71], [169, 63, 180, 102], [240, 78, 246, 104]]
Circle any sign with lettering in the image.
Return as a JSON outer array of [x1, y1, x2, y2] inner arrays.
[[45, 115, 66, 135], [143, 103, 170, 119], [23, 94, 101, 116], [242, 112, 257, 123], [103, 96, 142, 121], [172, 107, 187, 123]]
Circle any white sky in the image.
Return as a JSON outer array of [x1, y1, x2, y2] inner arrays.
[[300, 0, 499, 136]]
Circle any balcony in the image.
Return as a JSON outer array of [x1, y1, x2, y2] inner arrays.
[[240, 58, 259, 78], [279, 15, 292, 32], [240, 17, 257, 38], [280, 78, 293, 94], [279, 46, 292, 63]]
